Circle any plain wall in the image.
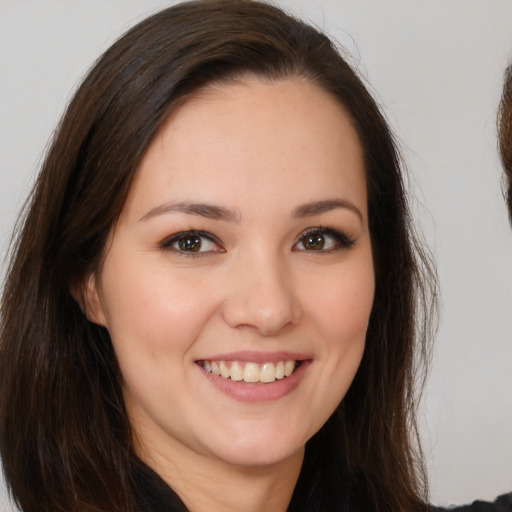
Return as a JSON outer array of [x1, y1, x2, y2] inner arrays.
[[1, 0, 511, 509]]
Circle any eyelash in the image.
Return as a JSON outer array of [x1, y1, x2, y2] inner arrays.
[[159, 227, 355, 256]]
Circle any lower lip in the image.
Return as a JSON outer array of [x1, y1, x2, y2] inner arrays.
[[199, 361, 311, 403]]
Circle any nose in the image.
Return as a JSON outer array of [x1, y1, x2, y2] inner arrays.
[[221, 252, 302, 336]]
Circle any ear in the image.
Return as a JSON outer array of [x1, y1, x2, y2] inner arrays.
[[70, 273, 108, 327]]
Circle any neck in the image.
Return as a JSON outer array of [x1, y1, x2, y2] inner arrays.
[[137, 437, 304, 512]]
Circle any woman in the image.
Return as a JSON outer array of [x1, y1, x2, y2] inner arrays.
[[0, 1, 438, 511]]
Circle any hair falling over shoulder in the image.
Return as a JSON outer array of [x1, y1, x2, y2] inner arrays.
[[0, 1, 438, 511]]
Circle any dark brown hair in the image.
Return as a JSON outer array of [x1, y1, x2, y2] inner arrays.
[[498, 65, 512, 222], [0, 1, 438, 511]]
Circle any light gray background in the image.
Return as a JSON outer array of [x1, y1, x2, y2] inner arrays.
[[1, 0, 511, 509]]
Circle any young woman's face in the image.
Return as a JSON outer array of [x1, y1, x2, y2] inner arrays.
[[87, 78, 375, 469]]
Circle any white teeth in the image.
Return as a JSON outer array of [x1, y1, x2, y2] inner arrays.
[[275, 361, 285, 380], [284, 360, 295, 377], [230, 361, 243, 381], [260, 362, 276, 383], [243, 362, 260, 382], [220, 361, 230, 379], [202, 359, 298, 383], [211, 361, 220, 376]]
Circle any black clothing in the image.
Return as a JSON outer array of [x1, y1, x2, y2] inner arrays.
[[132, 458, 188, 512], [131, 457, 512, 512], [130, 457, 370, 512], [435, 494, 512, 512]]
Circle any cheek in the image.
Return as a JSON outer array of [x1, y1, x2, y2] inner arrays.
[[296, 260, 374, 436], [98, 256, 220, 356], [303, 260, 375, 348]]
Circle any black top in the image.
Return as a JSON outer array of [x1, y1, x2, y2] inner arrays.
[[131, 457, 512, 512], [130, 457, 370, 512], [132, 458, 189, 512], [434, 494, 512, 512]]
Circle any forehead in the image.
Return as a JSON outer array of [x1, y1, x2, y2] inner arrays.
[[121, 77, 367, 222]]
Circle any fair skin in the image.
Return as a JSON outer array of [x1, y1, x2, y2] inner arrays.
[[84, 77, 375, 512]]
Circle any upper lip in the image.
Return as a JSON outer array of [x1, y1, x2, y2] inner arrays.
[[197, 351, 312, 364]]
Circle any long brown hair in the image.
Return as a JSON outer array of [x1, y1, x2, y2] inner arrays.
[[498, 65, 512, 221], [0, 1, 438, 511]]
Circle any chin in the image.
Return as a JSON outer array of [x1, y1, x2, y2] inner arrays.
[[205, 428, 306, 468]]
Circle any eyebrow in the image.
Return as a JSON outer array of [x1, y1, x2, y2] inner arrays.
[[139, 201, 241, 222], [139, 198, 363, 223], [292, 199, 363, 222]]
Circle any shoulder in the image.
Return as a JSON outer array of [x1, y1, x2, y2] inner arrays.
[[433, 492, 512, 512]]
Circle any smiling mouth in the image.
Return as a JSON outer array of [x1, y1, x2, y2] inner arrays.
[[199, 360, 299, 384]]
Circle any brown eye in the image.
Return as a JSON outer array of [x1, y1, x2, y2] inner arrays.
[[294, 228, 355, 252], [302, 233, 325, 250], [162, 231, 222, 254], [178, 235, 202, 252]]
